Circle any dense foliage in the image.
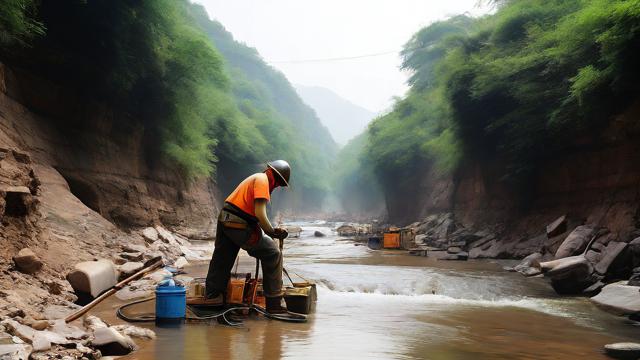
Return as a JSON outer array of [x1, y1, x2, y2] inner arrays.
[[0, 0, 336, 208], [360, 0, 640, 202]]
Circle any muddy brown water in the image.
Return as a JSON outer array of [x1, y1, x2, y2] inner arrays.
[[93, 222, 639, 359]]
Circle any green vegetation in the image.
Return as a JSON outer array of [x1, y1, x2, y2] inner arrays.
[[0, 0, 336, 208], [0, 0, 44, 46], [355, 0, 640, 204]]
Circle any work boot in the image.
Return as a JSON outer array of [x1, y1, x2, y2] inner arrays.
[[204, 292, 224, 306], [265, 296, 288, 314]]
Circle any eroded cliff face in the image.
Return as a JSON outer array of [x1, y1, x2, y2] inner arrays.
[[389, 100, 640, 256], [0, 62, 219, 240]]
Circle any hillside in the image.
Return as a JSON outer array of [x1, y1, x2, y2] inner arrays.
[[336, 0, 640, 255], [295, 85, 375, 145]]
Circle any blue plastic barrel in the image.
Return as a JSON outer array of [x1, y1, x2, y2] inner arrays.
[[368, 237, 383, 250], [155, 285, 186, 323]]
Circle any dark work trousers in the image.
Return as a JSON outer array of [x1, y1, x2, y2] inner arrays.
[[205, 219, 284, 299]]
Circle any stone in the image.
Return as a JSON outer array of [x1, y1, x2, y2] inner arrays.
[[604, 342, 640, 360], [555, 225, 596, 259], [12, 248, 43, 274], [513, 252, 543, 277], [83, 316, 108, 331], [50, 320, 87, 340], [0, 344, 32, 359], [447, 246, 462, 254], [91, 327, 136, 356], [439, 251, 468, 261], [121, 244, 147, 253], [628, 238, 640, 268], [66, 259, 117, 298], [31, 332, 51, 352], [546, 215, 567, 238], [595, 241, 627, 275], [145, 268, 173, 283], [314, 231, 326, 237], [141, 227, 158, 243], [628, 267, 640, 286], [117, 262, 144, 280], [43, 305, 76, 320], [112, 325, 155, 339], [29, 321, 48, 331], [119, 252, 143, 262], [174, 257, 188, 269], [541, 255, 596, 294], [155, 226, 176, 244], [591, 281, 640, 315], [414, 234, 428, 245]]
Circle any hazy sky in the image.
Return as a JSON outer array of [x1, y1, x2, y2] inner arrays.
[[196, 1, 489, 113]]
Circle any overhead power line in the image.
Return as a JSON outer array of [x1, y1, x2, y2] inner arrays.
[[267, 50, 401, 64]]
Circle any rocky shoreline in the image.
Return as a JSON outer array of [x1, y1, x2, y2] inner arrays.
[[0, 223, 211, 359], [405, 212, 640, 319]]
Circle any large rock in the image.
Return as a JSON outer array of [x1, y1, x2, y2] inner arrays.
[[628, 267, 640, 286], [595, 241, 627, 275], [513, 252, 543, 277], [591, 281, 640, 315], [117, 262, 144, 280], [546, 215, 567, 238], [628, 237, 640, 268], [141, 227, 158, 243], [0, 344, 32, 360], [91, 327, 136, 356], [66, 259, 117, 298], [155, 226, 176, 244], [555, 225, 596, 259], [12, 248, 43, 274], [314, 231, 326, 237], [604, 342, 640, 360], [540, 255, 595, 294]]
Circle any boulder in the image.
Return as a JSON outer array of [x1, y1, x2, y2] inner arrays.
[[155, 226, 176, 244], [121, 244, 147, 254], [628, 237, 640, 268], [447, 246, 462, 254], [119, 252, 143, 262], [540, 255, 595, 294], [595, 241, 627, 275], [50, 320, 87, 340], [628, 267, 640, 286], [82, 316, 108, 332], [31, 332, 51, 352], [546, 215, 567, 238], [66, 259, 117, 298], [414, 234, 428, 245], [555, 225, 596, 259], [0, 344, 32, 359], [604, 342, 640, 360], [91, 327, 136, 356], [141, 227, 158, 243], [12, 248, 43, 274], [174, 257, 189, 269], [29, 321, 48, 331], [314, 231, 326, 237], [513, 252, 543, 277], [591, 281, 640, 315], [117, 262, 144, 280]]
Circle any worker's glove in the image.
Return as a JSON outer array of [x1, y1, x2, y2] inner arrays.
[[272, 227, 289, 240]]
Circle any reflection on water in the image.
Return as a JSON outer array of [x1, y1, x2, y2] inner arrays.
[[118, 223, 638, 360]]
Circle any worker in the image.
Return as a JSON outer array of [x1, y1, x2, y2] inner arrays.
[[205, 160, 292, 315]]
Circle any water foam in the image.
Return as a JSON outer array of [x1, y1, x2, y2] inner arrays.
[[316, 283, 575, 319]]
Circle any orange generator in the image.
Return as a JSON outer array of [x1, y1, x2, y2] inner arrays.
[[383, 232, 401, 249]]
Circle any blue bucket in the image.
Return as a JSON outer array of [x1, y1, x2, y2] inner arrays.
[[155, 285, 186, 323]]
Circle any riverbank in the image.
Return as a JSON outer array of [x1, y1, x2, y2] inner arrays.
[[115, 223, 639, 359]]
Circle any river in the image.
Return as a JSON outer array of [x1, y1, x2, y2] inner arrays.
[[101, 222, 638, 359]]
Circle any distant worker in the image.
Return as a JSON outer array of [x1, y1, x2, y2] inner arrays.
[[205, 160, 292, 315]]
